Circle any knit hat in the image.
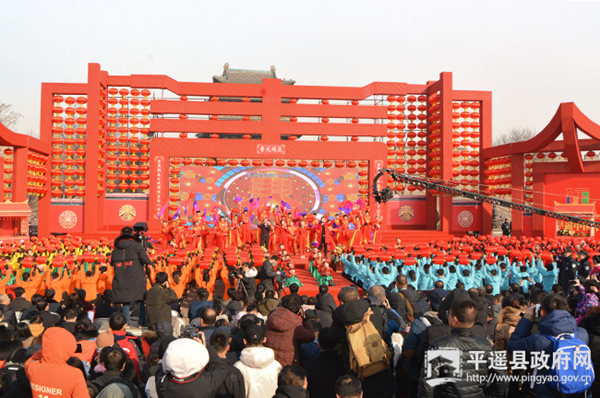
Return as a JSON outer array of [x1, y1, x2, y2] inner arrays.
[[96, 331, 115, 348], [162, 338, 209, 378]]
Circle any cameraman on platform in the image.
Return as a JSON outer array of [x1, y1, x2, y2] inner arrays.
[[146, 271, 178, 329]]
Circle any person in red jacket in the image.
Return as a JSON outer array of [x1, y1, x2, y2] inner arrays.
[[24, 327, 90, 398]]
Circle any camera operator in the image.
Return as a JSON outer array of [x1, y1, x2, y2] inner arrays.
[[146, 272, 178, 330], [236, 262, 258, 298]]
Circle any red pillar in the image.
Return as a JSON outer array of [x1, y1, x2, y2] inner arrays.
[[511, 153, 525, 236], [84, 63, 102, 233], [439, 72, 454, 233], [480, 95, 493, 235], [12, 148, 28, 203], [37, 83, 54, 238]]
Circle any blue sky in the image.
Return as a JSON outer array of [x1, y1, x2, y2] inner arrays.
[[1, 0, 599, 140]]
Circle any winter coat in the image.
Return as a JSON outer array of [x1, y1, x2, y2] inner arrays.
[[155, 346, 229, 398], [87, 369, 140, 398], [110, 234, 152, 303], [328, 299, 398, 398], [208, 357, 245, 398], [272, 385, 309, 398], [418, 328, 509, 398], [494, 306, 521, 352], [188, 300, 213, 321], [24, 327, 90, 398], [508, 309, 589, 398], [234, 346, 282, 398], [315, 292, 337, 328], [145, 283, 178, 328], [264, 307, 315, 367], [258, 297, 280, 317], [258, 261, 276, 291], [578, 312, 600, 397], [305, 350, 345, 398]]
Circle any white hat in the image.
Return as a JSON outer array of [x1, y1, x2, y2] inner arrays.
[[162, 338, 209, 378]]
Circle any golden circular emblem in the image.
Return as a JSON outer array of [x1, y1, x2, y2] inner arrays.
[[58, 210, 78, 230], [457, 210, 474, 228], [119, 204, 137, 222], [398, 205, 415, 222]]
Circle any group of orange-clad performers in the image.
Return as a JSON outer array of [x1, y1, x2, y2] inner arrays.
[[0, 198, 379, 307]]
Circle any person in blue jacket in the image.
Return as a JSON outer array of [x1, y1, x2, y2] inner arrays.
[[508, 294, 589, 398]]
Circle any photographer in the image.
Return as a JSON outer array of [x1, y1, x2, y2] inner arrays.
[[111, 226, 153, 325], [146, 272, 178, 329], [236, 262, 258, 298]]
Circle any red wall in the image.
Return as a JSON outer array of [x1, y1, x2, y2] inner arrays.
[[104, 198, 149, 227], [451, 200, 482, 232], [387, 196, 428, 228], [50, 204, 84, 234]]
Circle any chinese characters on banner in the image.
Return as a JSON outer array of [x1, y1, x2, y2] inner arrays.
[[154, 156, 164, 218], [257, 144, 286, 155]]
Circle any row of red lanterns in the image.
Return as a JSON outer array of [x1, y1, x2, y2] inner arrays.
[[3, 148, 14, 200]]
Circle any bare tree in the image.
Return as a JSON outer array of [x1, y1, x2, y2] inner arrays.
[[0, 103, 22, 128], [493, 126, 536, 146]]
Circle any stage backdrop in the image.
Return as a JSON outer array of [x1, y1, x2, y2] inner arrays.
[[544, 173, 600, 237], [174, 164, 361, 222]]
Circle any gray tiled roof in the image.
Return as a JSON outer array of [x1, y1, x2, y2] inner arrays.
[[213, 63, 295, 85]]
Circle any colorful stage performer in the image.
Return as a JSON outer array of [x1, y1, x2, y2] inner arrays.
[[318, 262, 334, 286], [229, 210, 243, 249], [213, 215, 230, 252], [175, 219, 187, 249], [190, 220, 204, 251], [160, 220, 173, 251], [283, 263, 303, 288], [296, 220, 310, 258], [240, 209, 253, 247]]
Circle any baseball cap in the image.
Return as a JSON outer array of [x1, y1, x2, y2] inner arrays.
[[245, 324, 264, 345]]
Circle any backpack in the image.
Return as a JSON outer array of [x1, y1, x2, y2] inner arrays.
[[346, 308, 392, 379], [541, 331, 595, 394]]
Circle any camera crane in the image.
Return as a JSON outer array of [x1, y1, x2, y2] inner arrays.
[[372, 168, 600, 229]]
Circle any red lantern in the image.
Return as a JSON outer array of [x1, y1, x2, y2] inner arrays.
[[323, 161, 332, 168], [321, 136, 329, 142], [263, 160, 274, 167]]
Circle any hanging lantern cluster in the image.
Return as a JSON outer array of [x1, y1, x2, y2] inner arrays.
[[385, 95, 405, 193], [26, 151, 48, 197], [451, 101, 481, 191], [106, 87, 152, 193], [484, 156, 512, 196], [403, 95, 428, 193], [179, 95, 188, 139], [523, 154, 536, 203], [358, 161, 369, 198], [3, 147, 14, 201], [50, 95, 86, 198], [427, 92, 442, 181], [97, 88, 108, 197], [169, 158, 182, 216]]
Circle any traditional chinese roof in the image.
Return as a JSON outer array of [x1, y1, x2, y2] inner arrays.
[[213, 63, 295, 85], [0, 200, 31, 217]]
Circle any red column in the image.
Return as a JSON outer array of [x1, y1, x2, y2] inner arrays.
[[439, 72, 454, 233], [37, 83, 54, 238], [84, 63, 102, 233], [511, 153, 525, 236], [480, 95, 493, 235], [12, 148, 28, 203]]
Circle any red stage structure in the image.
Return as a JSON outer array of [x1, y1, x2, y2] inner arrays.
[[1, 63, 598, 241]]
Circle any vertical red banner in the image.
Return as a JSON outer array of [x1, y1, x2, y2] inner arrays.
[[154, 156, 165, 219]]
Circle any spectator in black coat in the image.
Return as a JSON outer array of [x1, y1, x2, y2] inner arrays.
[[190, 307, 217, 346], [315, 285, 337, 328], [259, 256, 277, 292], [0, 294, 18, 328], [578, 308, 600, 397], [110, 226, 153, 325], [8, 288, 31, 313], [209, 330, 245, 398], [35, 299, 60, 328], [305, 328, 345, 398], [87, 347, 141, 398], [188, 288, 213, 322], [273, 366, 309, 398]]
